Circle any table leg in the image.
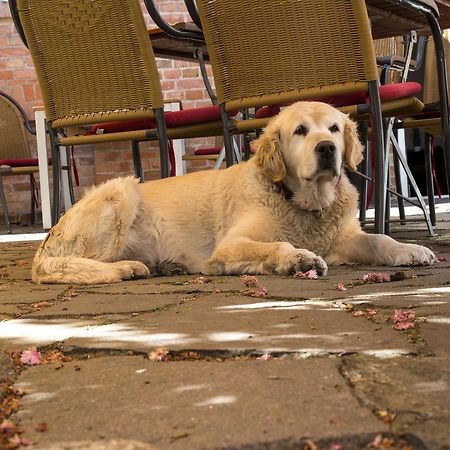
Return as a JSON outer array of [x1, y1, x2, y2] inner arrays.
[[34, 109, 52, 230], [59, 146, 72, 211]]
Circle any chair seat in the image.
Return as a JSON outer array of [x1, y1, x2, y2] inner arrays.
[[85, 105, 224, 135], [0, 158, 51, 167], [255, 81, 423, 119], [194, 146, 222, 155]]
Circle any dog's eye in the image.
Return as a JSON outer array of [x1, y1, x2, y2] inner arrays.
[[294, 124, 308, 136], [329, 124, 339, 133]]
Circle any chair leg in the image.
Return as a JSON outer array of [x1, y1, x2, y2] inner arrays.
[[131, 140, 144, 182], [424, 133, 436, 226], [49, 126, 62, 226], [393, 148, 406, 225], [30, 174, 36, 226], [390, 131, 434, 235], [220, 103, 235, 167], [358, 122, 369, 226], [0, 174, 12, 234], [153, 108, 170, 178], [368, 80, 386, 234], [65, 146, 76, 206]]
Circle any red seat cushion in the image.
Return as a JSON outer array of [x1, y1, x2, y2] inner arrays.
[[85, 105, 224, 135], [254, 82, 422, 120], [0, 158, 46, 167], [194, 146, 223, 155]]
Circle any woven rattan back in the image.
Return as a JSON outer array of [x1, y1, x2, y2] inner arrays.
[[17, 0, 164, 124], [0, 93, 32, 159], [196, 0, 379, 109]]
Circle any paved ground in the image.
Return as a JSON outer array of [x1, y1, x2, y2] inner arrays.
[[0, 217, 450, 449]]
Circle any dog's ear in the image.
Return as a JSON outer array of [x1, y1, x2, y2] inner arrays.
[[344, 115, 364, 171], [252, 122, 286, 182]]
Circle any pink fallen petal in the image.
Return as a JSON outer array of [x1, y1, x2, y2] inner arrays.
[[371, 434, 383, 446], [190, 276, 211, 284], [362, 272, 390, 283], [241, 275, 258, 287], [148, 348, 170, 362], [336, 283, 347, 291], [394, 321, 415, 330], [252, 286, 268, 297], [20, 346, 42, 365], [393, 309, 415, 323], [330, 444, 343, 450], [8, 434, 32, 446], [0, 419, 16, 435], [294, 269, 318, 279]]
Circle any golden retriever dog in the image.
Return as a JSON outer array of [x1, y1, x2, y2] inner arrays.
[[32, 101, 436, 284]]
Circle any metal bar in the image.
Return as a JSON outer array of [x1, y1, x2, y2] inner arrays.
[[144, 0, 204, 41], [195, 48, 217, 104], [390, 131, 435, 235], [0, 175, 11, 233], [153, 108, 170, 178], [48, 125, 61, 226], [131, 140, 144, 182], [220, 104, 235, 167], [368, 80, 386, 234], [184, 0, 203, 29], [424, 133, 437, 225]]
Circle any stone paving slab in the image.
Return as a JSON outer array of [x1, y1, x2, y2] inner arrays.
[[24, 290, 194, 319], [59, 293, 417, 356], [16, 357, 383, 450], [340, 355, 450, 449]]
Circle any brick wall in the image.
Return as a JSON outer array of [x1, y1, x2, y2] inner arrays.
[[0, 0, 215, 223]]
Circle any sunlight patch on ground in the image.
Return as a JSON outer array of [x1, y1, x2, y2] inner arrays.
[[0, 319, 197, 346], [217, 300, 339, 311], [0, 233, 47, 243], [195, 395, 236, 407], [346, 286, 450, 302], [426, 316, 450, 324]]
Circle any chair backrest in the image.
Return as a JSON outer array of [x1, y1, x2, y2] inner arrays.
[[196, 0, 380, 111], [16, 0, 164, 127], [0, 92, 33, 160]]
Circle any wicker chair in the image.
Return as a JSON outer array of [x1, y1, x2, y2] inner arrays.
[[0, 91, 46, 233], [16, 0, 224, 225], [196, 0, 426, 234]]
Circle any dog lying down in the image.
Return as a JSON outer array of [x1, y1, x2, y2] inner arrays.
[[32, 101, 436, 284]]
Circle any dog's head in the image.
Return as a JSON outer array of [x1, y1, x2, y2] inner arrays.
[[253, 101, 364, 187]]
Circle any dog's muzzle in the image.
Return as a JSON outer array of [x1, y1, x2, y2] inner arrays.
[[315, 140, 337, 172]]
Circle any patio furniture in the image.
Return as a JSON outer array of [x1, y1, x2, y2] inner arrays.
[[367, 0, 450, 199], [0, 92, 50, 233], [196, 0, 431, 235], [15, 0, 225, 225]]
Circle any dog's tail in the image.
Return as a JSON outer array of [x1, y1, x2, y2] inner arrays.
[[32, 176, 151, 284], [32, 255, 150, 284]]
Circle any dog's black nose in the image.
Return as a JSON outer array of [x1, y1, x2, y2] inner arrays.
[[315, 141, 336, 160]]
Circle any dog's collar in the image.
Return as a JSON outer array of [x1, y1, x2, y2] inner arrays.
[[274, 172, 342, 200], [274, 181, 294, 200]]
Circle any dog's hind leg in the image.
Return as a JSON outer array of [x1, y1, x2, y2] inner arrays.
[[32, 256, 150, 284], [32, 177, 154, 284]]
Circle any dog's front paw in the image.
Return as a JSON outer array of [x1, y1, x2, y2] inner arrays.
[[392, 243, 437, 266], [113, 260, 151, 280], [278, 245, 328, 276]]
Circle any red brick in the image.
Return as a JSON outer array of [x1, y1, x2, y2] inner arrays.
[[0, 70, 13, 80], [184, 89, 207, 101], [176, 78, 206, 90], [95, 150, 123, 163], [13, 69, 37, 80]]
